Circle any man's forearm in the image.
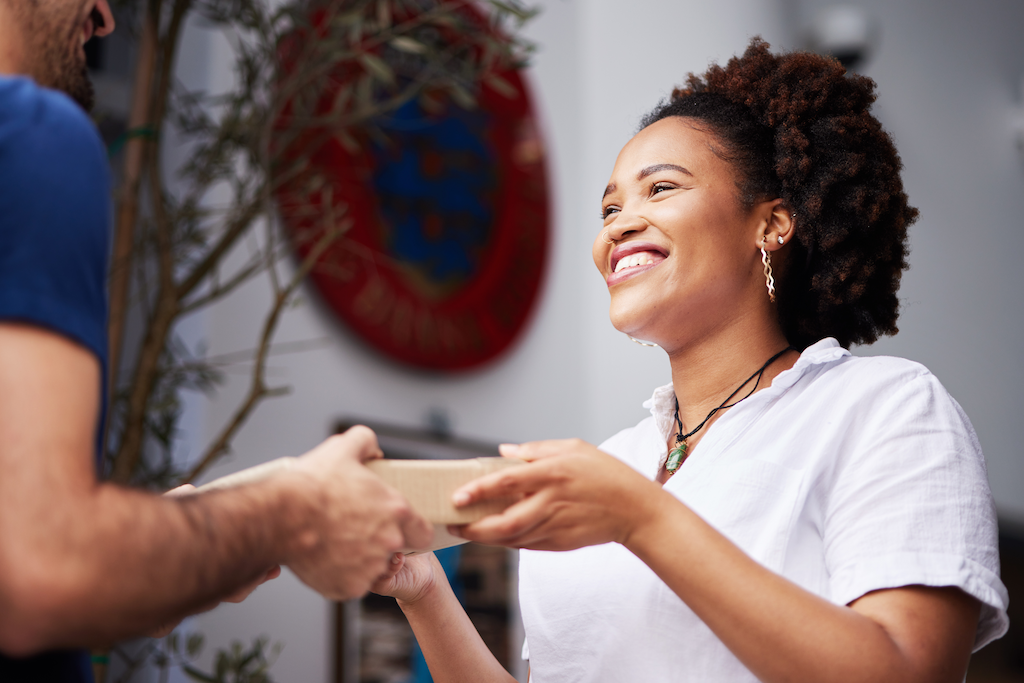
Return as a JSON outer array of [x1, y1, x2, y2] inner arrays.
[[0, 328, 431, 655], [1, 473, 309, 652]]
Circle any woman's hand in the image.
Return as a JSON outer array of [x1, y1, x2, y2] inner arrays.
[[450, 439, 667, 551], [373, 553, 518, 683], [370, 552, 439, 605]]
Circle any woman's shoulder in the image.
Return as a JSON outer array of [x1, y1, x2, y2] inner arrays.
[[783, 340, 981, 469], [794, 339, 953, 404]]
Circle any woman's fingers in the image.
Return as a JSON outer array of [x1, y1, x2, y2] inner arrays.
[[370, 552, 440, 604], [370, 553, 406, 594], [454, 491, 553, 545], [454, 439, 591, 506], [454, 440, 666, 551], [455, 439, 600, 507], [452, 459, 551, 507]]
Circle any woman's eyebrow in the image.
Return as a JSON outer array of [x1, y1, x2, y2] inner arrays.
[[637, 163, 692, 180], [603, 163, 692, 199]]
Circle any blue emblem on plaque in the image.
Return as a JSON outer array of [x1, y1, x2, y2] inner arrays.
[[372, 101, 497, 293]]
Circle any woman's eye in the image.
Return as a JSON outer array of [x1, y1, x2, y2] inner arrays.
[[651, 182, 675, 196], [601, 206, 619, 219]]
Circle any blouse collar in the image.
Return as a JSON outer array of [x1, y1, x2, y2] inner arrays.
[[642, 338, 851, 439]]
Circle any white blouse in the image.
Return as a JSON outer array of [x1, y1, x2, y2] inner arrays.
[[518, 338, 1008, 683]]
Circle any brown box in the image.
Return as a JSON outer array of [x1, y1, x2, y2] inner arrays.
[[195, 457, 523, 553], [367, 458, 523, 553]]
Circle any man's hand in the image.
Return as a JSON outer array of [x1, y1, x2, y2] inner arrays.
[[283, 426, 434, 601]]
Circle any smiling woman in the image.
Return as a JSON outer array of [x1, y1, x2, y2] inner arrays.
[[370, 39, 1008, 683]]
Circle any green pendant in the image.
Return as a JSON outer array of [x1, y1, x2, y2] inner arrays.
[[667, 441, 688, 474]]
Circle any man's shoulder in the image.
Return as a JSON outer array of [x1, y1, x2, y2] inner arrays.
[[0, 76, 108, 179], [0, 76, 110, 243], [0, 76, 97, 139], [0, 76, 110, 363]]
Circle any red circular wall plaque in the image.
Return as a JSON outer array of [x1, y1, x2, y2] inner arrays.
[[276, 6, 549, 372]]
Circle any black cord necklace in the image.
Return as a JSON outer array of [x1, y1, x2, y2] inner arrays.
[[667, 346, 794, 475]]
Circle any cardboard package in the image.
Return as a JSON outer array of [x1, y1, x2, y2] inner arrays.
[[367, 458, 523, 552], [195, 457, 524, 553]]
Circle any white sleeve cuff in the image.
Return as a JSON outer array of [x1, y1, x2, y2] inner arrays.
[[830, 551, 1009, 650]]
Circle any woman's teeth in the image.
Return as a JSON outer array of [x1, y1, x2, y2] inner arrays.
[[614, 251, 658, 273]]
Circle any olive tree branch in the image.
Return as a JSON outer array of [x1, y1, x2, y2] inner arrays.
[[183, 208, 349, 483]]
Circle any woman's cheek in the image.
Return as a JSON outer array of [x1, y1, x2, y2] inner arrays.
[[592, 233, 609, 273]]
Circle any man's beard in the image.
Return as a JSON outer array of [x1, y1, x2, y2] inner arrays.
[[44, 52, 94, 112], [24, 4, 96, 111]]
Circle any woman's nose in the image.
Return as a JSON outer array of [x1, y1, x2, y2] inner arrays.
[[605, 209, 648, 242]]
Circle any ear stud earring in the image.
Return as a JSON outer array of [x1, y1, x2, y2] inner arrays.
[[777, 236, 785, 245]]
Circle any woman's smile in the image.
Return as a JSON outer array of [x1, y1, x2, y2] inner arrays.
[[607, 241, 668, 286]]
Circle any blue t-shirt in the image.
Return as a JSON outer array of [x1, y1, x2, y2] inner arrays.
[[0, 76, 110, 683]]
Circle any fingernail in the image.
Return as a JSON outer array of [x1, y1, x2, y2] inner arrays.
[[498, 443, 521, 456], [452, 491, 470, 506]]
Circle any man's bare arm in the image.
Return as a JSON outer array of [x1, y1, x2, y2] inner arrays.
[[0, 323, 431, 654]]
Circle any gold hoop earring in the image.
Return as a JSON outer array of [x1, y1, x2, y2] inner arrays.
[[602, 231, 615, 245], [760, 238, 776, 303]]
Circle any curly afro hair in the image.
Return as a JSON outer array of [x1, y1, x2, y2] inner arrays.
[[640, 38, 917, 350]]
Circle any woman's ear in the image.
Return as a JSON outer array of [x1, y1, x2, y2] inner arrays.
[[758, 199, 795, 252]]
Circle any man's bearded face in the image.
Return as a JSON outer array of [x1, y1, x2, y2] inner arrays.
[[18, 0, 99, 111]]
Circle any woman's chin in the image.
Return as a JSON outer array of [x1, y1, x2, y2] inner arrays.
[[608, 316, 661, 347]]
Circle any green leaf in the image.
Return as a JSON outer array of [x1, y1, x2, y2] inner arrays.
[[331, 84, 354, 113], [215, 651, 229, 679], [187, 633, 205, 658], [330, 9, 363, 26], [389, 36, 427, 54], [181, 663, 219, 683], [334, 129, 360, 153], [426, 13, 457, 28], [358, 53, 395, 85], [377, 0, 391, 29], [355, 73, 374, 110], [448, 82, 477, 110], [487, 0, 538, 22], [485, 74, 517, 98]]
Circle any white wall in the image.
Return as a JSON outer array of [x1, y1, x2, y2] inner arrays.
[[181, 1, 1024, 680]]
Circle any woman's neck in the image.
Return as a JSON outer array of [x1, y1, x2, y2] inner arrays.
[[666, 325, 796, 435]]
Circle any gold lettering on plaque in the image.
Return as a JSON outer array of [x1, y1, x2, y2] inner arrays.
[[389, 297, 415, 347], [354, 277, 394, 326]]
